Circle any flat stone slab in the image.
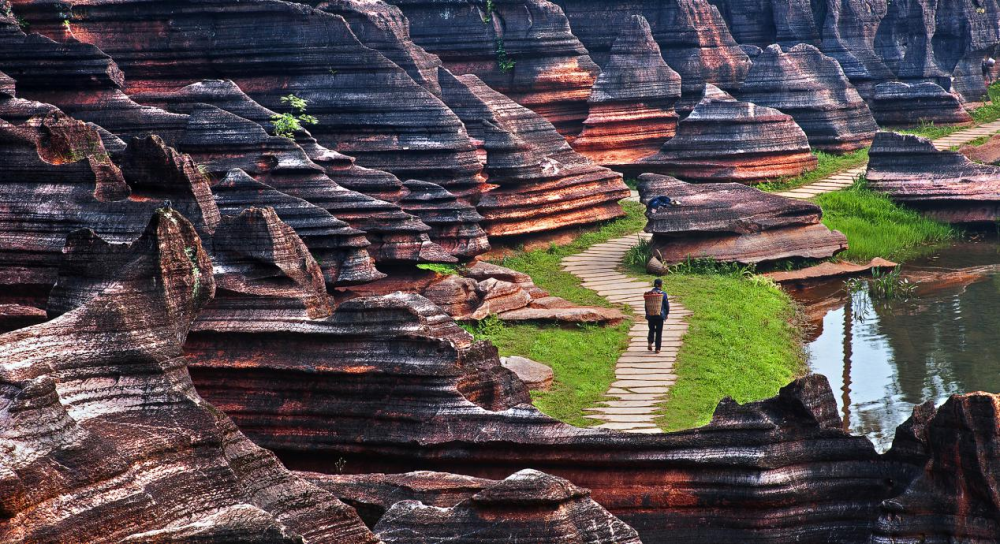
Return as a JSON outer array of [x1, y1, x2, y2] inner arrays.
[[501, 356, 553, 390]]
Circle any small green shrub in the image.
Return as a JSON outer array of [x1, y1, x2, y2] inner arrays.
[[622, 236, 652, 268], [270, 94, 318, 139], [416, 263, 463, 276]]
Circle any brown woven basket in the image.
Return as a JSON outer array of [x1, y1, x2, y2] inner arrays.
[[643, 292, 664, 317]]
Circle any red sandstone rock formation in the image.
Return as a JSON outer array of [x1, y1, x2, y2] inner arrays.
[[870, 81, 973, 127], [373, 470, 643, 544], [959, 134, 1000, 164], [398, 179, 491, 258], [866, 131, 1000, 223], [707, 0, 819, 48], [0, 209, 378, 543], [738, 43, 877, 153], [385, 0, 601, 136], [552, 0, 752, 114], [11, 0, 487, 199], [572, 15, 682, 168], [638, 85, 818, 184], [637, 173, 847, 263], [439, 71, 629, 237]]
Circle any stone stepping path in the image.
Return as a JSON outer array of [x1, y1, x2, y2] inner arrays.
[[775, 118, 1000, 200], [560, 230, 690, 433]]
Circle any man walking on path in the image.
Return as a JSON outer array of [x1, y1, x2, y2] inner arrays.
[[644, 278, 670, 354]]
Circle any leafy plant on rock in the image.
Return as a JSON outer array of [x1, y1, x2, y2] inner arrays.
[[270, 93, 318, 139]]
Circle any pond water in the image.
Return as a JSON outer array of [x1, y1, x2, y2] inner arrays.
[[800, 242, 1000, 451]]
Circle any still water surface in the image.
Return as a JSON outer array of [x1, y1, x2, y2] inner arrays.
[[804, 242, 1000, 451]]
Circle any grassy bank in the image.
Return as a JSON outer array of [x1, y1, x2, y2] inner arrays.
[[463, 201, 645, 426], [814, 180, 958, 262], [623, 261, 806, 431], [759, 148, 869, 193]]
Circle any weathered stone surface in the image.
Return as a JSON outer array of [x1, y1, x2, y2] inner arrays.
[[959, 134, 1000, 164], [866, 131, 1000, 223], [0, 109, 158, 303], [132, 79, 411, 204], [638, 85, 818, 184], [399, 179, 490, 259], [0, 209, 378, 543], [871, 81, 973, 126], [386, 0, 601, 136], [552, 0, 752, 113], [13, 0, 487, 198], [814, 0, 894, 100], [501, 356, 554, 390], [374, 470, 642, 544], [738, 44, 877, 152], [572, 15, 682, 167], [439, 71, 629, 237], [707, 0, 819, 48], [303, 471, 491, 527], [638, 173, 847, 263]]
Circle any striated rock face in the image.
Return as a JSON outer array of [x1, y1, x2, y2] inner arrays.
[[0, 209, 378, 543], [572, 15, 682, 168], [552, 0, 752, 113], [638, 85, 818, 184], [866, 131, 1000, 223], [213, 170, 385, 286], [738, 44, 877, 153], [638, 174, 847, 263], [707, 0, 819, 48], [0, 109, 158, 303], [12, 0, 487, 198], [398, 179, 490, 259], [871, 81, 973, 126], [385, 0, 601, 136], [439, 71, 629, 237], [374, 470, 643, 544], [815, 0, 894, 100], [874, 394, 1000, 542]]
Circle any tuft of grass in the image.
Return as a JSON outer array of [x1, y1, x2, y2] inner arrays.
[[758, 148, 868, 193], [622, 260, 806, 431], [971, 81, 1000, 124], [813, 179, 958, 262], [622, 236, 652, 268], [891, 120, 966, 140], [465, 200, 645, 426], [464, 319, 631, 427], [416, 263, 463, 276]]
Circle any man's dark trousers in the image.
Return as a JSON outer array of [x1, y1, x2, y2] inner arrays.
[[647, 316, 664, 351]]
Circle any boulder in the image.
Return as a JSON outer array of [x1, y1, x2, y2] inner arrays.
[[638, 173, 848, 263], [471, 278, 534, 318], [374, 470, 642, 544], [866, 131, 1000, 224], [764, 257, 899, 284], [501, 356, 555, 390], [738, 43, 877, 153], [552, 0, 752, 114], [959, 134, 1000, 164], [0, 209, 378, 543], [638, 85, 818, 184], [572, 15, 683, 167], [439, 71, 629, 237], [385, 0, 601, 136], [871, 81, 973, 127]]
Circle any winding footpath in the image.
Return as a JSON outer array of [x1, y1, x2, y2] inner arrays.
[[775, 119, 1000, 200], [560, 222, 690, 433]]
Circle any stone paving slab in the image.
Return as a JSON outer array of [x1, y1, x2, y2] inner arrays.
[[560, 232, 691, 433]]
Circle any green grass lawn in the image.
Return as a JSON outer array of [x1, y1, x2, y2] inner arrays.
[[758, 148, 869, 193], [461, 201, 645, 426], [814, 179, 959, 262], [622, 262, 806, 431]]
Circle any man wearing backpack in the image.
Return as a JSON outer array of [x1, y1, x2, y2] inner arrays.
[[644, 278, 670, 353]]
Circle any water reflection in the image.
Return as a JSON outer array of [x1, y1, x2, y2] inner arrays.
[[803, 243, 1000, 451]]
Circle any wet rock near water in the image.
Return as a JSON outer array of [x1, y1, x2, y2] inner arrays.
[[638, 173, 848, 264], [572, 15, 682, 167], [738, 43, 877, 153], [866, 131, 1000, 223], [638, 85, 818, 184]]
